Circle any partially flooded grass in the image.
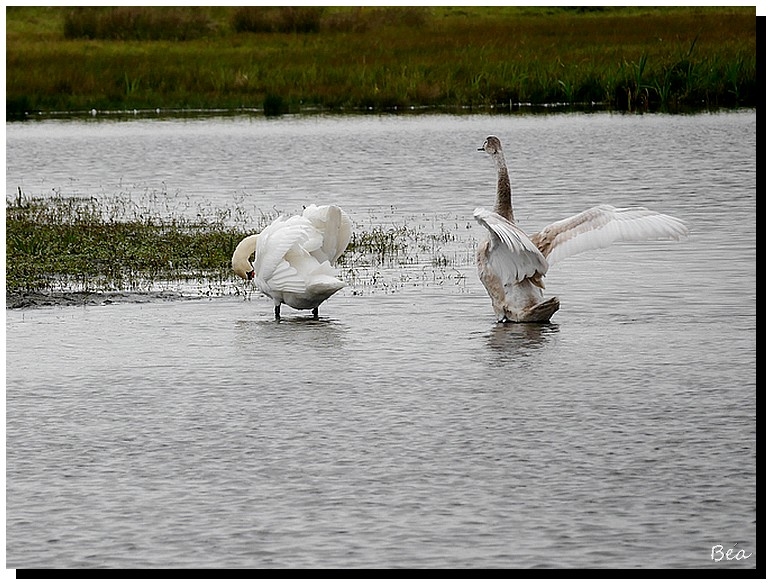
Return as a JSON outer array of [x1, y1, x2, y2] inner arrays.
[[340, 217, 474, 297], [5, 190, 259, 304], [5, 192, 473, 307]]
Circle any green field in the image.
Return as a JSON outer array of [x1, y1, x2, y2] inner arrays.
[[6, 6, 757, 117]]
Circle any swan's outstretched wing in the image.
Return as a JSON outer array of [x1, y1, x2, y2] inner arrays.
[[531, 204, 689, 266], [474, 207, 549, 282], [302, 204, 353, 264]]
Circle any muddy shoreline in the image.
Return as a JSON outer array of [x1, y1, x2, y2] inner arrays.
[[6, 290, 192, 310]]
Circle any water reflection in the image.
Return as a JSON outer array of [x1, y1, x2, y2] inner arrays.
[[484, 321, 559, 366], [234, 315, 348, 351]]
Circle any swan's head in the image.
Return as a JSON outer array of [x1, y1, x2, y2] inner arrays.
[[478, 135, 503, 156], [232, 261, 255, 282], [232, 234, 258, 281]]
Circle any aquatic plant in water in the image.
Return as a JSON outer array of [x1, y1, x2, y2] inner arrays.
[[5, 192, 474, 307]]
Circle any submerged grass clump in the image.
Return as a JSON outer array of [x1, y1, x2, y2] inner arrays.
[[346, 225, 413, 265], [6, 192, 473, 307]]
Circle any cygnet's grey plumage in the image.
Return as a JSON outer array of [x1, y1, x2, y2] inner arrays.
[[474, 135, 689, 323]]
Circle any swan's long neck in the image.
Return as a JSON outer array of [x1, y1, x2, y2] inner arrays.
[[492, 152, 514, 222], [232, 234, 259, 278]]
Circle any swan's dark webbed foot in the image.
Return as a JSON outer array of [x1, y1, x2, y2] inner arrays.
[[312, 307, 319, 320], [274, 305, 282, 321]]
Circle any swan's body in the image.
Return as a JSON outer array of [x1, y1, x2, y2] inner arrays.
[[475, 135, 689, 323], [232, 204, 353, 319]]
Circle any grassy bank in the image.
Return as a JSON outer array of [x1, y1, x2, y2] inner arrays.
[[6, 6, 757, 117], [5, 192, 456, 306], [5, 192, 255, 299]]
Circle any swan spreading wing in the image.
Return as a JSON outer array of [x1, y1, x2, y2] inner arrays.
[[530, 204, 690, 266], [474, 207, 549, 282], [474, 134, 689, 323]]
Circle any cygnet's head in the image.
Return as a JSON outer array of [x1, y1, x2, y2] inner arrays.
[[478, 135, 503, 156]]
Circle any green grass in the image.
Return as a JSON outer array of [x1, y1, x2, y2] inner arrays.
[[6, 6, 757, 117], [5, 191, 256, 296], [6, 192, 455, 304]]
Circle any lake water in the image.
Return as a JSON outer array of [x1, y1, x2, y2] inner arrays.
[[5, 111, 757, 569]]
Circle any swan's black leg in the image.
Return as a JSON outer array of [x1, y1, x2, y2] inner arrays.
[[274, 304, 281, 321], [312, 307, 319, 319]]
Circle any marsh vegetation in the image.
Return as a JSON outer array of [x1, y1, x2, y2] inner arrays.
[[6, 6, 756, 118], [5, 191, 470, 308]]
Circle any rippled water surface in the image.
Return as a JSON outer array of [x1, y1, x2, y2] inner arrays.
[[6, 111, 757, 569]]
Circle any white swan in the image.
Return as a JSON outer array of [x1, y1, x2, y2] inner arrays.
[[232, 204, 353, 319], [475, 135, 689, 323]]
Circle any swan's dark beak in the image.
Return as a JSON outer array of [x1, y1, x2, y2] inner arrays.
[[247, 270, 255, 280], [478, 146, 485, 151]]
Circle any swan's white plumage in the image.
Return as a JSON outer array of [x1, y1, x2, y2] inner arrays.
[[474, 135, 689, 323], [302, 203, 353, 264], [254, 217, 315, 293], [232, 204, 352, 317]]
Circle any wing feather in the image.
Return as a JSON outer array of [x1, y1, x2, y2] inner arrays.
[[254, 209, 352, 295], [474, 207, 549, 282], [254, 217, 312, 292], [302, 204, 354, 264], [531, 204, 689, 266]]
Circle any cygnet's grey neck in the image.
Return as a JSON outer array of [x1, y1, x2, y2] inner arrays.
[[493, 153, 514, 222]]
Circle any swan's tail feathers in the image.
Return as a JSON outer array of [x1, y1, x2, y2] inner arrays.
[[518, 296, 560, 323], [306, 261, 346, 298], [306, 274, 345, 298]]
